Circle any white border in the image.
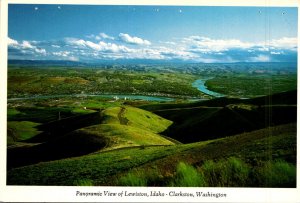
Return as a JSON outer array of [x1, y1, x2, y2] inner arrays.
[[0, 0, 299, 202]]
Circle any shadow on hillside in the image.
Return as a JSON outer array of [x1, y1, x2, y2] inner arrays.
[[158, 91, 297, 143], [7, 111, 107, 169]]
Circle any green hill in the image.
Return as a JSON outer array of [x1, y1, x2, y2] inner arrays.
[[140, 90, 297, 111], [140, 90, 297, 143], [7, 106, 173, 169], [7, 91, 297, 186], [7, 123, 296, 186]]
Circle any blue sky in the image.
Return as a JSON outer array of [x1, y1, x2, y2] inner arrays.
[[8, 5, 298, 63]]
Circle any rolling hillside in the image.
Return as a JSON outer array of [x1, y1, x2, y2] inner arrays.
[[7, 106, 174, 169], [7, 90, 297, 187], [141, 90, 297, 143], [7, 123, 296, 186]]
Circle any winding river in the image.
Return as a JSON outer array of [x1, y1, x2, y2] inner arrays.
[[8, 78, 224, 102], [192, 78, 225, 97], [7, 94, 175, 102]]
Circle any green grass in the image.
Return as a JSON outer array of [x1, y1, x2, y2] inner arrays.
[[7, 145, 195, 185], [8, 67, 204, 98], [7, 107, 80, 123], [206, 74, 297, 98], [7, 121, 41, 142], [200, 157, 250, 187], [7, 105, 175, 168], [150, 100, 296, 143], [116, 158, 294, 187], [7, 108, 23, 117], [7, 123, 296, 186], [118, 171, 148, 186], [102, 106, 173, 131], [170, 162, 206, 187], [255, 160, 296, 187], [79, 123, 174, 151], [81, 106, 175, 150], [116, 158, 295, 187], [82, 106, 174, 150]]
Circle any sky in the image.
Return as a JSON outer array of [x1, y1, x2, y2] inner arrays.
[[8, 4, 298, 63]]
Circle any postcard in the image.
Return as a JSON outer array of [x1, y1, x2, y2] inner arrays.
[[0, 0, 299, 202]]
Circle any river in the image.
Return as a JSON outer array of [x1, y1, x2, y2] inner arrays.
[[7, 94, 175, 102], [8, 79, 223, 102], [192, 78, 225, 97]]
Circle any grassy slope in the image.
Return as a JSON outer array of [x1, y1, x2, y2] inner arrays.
[[140, 90, 297, 111], [140, 90, 297, 143], [7, 106, 174, 169], [157, 105, 296, 143], [7, 123, 296, 185], [7, 121, 41, 145], [75, 106, 174, 150]]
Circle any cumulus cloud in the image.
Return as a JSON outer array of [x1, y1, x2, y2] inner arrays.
[[8, 37, 18, 46], [22, 41, 35, 49], [87, 32, 114, 41], [35, 48, 47, 54], [53, 51, 70, 57], [119, 33, 151, 46], [66, 38, 132, 53], [8, 35, 297, 63], [269, 37, 297, 50], [184, 36, 297, 53], [8, 37, 47, 56], [183, 36, 253, 52], [99, 33, 114, 40]]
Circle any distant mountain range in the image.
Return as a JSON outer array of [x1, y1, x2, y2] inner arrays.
[[8, 59, 298, 67]]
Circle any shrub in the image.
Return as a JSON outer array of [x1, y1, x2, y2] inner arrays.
[[201, 157, 250, 187], [255, 160, 296, 187], [118, 172, 147, 186], [170, 162, 206, 187], [201, 160, 223, 186], [221, 157, 250, 187]]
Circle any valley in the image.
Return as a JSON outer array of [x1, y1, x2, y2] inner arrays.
[[6, 62, 297, 187]]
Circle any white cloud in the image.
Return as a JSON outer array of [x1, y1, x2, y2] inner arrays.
[[270, 51, 282, 55], [66, 38, 132, 53], [22, 41, 35, 49], [183, 36, 298, 53], [184, 36, 253, 52], [99, 33, 114, 40], [35, 48, 46, 55], [257, 47, 269, 52], [53, 51, 70, 57], [119, 33, 151, 46], [8, 37, 47, 55], [8, 35, 297, 63], [51, 45, 61, 48], [85, 40, 102, 51], [250, 54, 270, 62], [269, 37, 297, 50], [8, 37, 18, 46], [86, 33, 115, 41]]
